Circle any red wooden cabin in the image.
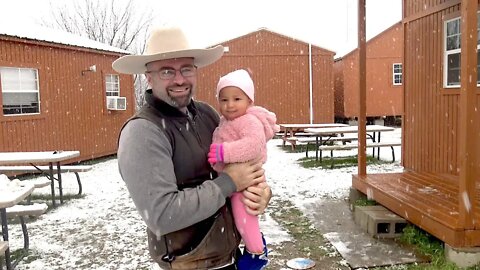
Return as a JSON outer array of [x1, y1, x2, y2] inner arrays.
[[353, 0, 479, 250], [0, 25, 135, 163], [196, 28, 336, 124]]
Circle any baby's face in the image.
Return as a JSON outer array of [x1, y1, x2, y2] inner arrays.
[[218, 86, 252, 121]]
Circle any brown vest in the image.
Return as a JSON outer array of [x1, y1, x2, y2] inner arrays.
[[122, 91, 241, 269]]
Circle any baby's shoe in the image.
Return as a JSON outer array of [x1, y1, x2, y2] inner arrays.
[[237, 234, 268, 270]]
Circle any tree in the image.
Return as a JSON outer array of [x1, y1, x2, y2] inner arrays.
[[42, 0, 153, 110]]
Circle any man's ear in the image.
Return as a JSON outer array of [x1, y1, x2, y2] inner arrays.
[[145, 73, 153, 86]]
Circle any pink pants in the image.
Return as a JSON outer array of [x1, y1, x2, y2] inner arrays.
[[231, 192, 264, 254]]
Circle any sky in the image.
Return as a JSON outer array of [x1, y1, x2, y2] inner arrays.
[[0, 0, 403, 57], [1, 129, 403, 269]]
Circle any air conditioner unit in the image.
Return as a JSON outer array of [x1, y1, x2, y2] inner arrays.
[[106, 96, 127, 110]]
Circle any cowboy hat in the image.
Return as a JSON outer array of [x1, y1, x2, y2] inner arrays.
[[112, 27, 224, 74]]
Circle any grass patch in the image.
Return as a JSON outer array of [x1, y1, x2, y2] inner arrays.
[[28, 193, 84, 202], [354, 197, 377, 206], [298, 155, 387, 169], [269, 200, 336, 258], [372, 225, 480, 269], [276, 144, 309, 153], [10, 249, 42, 266]]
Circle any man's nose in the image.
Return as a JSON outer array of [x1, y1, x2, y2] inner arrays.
[[172, 70, 186, 84]]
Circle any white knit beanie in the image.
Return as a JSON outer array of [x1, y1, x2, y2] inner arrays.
[[216, 69, 255, 102]]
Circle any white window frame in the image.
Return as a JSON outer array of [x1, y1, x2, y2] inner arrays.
[[105, 74, 120, 97], [392, 63, 402, 86], [0, 67, 40, 116], [443, 13, 480, 88]]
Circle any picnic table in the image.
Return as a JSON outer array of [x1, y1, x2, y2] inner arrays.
[[0, 179, 35, 270], [304, 125, 397, 161], [0, 151, 80, 206], [279, 123, 349, 149]]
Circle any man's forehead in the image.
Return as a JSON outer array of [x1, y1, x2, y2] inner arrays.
[[148, 57, 194, 68]]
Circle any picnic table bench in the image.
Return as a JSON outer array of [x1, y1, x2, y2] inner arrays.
[[0, 181, 35, 270], [0, 151, 82, 207], [319, 142, 402, 168], [0, 165, 92, 199], [279, 123, 349, 150], [6, 203, 48, 254], [296, 135, 360, 157], [304, 125, 398, 162], [0, 241, 8, 264]]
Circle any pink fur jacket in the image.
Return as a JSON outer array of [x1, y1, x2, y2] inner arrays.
[[211, 106, 280, 172]]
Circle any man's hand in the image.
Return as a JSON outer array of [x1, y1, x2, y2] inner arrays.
[[223, 158, 264, 191], [242, 182, 272, 215]]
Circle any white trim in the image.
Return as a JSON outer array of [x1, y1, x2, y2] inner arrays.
[[392, 63, 402, 86], [443, 13, 480, 88], [105, 74, 120, 97], [308, 43, 313, 124], [0, 67, 40, 116]]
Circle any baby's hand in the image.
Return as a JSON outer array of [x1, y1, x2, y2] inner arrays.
[[208, 143, 224, 164]]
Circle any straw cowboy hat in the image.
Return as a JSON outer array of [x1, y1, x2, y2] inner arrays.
[[112, 27, 224, 74]]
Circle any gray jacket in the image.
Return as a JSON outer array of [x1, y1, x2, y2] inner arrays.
[[117, 90, 240, 269]]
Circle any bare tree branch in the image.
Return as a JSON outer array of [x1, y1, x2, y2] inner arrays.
[[41, 0, 154, 110]]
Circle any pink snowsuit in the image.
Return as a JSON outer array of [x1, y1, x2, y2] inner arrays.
[[211, 105, 279, 253]]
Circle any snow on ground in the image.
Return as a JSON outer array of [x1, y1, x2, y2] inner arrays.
[[5, 128, 403, 269]]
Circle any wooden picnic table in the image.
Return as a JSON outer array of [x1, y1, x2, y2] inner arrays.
[[304, 125, 396, 161], [0, 180, 35, 270], [0, 151, 80, 206], [279, 123, 349, 149]]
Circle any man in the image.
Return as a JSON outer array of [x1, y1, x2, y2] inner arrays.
[[112, 26, 272, 270]]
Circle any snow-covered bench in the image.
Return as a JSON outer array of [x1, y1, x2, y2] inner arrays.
[[0, 165, 92, 198], [5, 203, 48, 250], [318, 142, 402, 168], [0, 240, 8, 257]]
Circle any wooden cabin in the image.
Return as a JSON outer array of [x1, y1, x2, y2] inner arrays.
[[334, 22, 403, 124], [352, 0, 480, 250], [196, 28, 336, 124], [0, 25, 135, 163]]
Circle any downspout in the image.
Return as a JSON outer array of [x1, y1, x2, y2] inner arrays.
[[308, 43, 313, 124]]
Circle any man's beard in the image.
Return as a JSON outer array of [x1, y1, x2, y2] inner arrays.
[[159, 87, 194, 109]]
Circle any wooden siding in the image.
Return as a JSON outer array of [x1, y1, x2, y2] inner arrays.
[[334, 23, 404, 118], [196, 29, 335, 124], [0, 36, 135, 163], [403, 1, 480, 173]]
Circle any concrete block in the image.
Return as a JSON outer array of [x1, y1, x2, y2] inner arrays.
[[354, 205, 407, 238], [366, 210, 406, 238], [354, 205, 387, 231], [445, 244, 480, 268]]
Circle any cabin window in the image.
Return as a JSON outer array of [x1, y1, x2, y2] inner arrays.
[[443, 13, 480, 88], [0, 67, 40, 115], [105, 74, 120, 96], [392, 63, 402, 85]]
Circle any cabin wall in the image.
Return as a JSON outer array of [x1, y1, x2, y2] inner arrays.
[[403, 0, 480, 173], [0, 37, 134, 163], [334, 23, 404, 119], [196, 30, 335, 124]]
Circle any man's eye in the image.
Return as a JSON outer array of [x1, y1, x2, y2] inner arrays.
[[160, 69, 175, 76]]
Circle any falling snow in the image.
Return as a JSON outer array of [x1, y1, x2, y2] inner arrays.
[[4, 129, 403, 269]]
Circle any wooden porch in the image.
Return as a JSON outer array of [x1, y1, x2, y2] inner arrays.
[[352, 171, 480, 247]]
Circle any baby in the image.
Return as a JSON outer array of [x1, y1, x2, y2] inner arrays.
[[208, 69, 279, 270]]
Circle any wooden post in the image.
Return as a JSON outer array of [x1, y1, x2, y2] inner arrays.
[[458, 0, 477, 228], [358, 0, 367, 175]]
